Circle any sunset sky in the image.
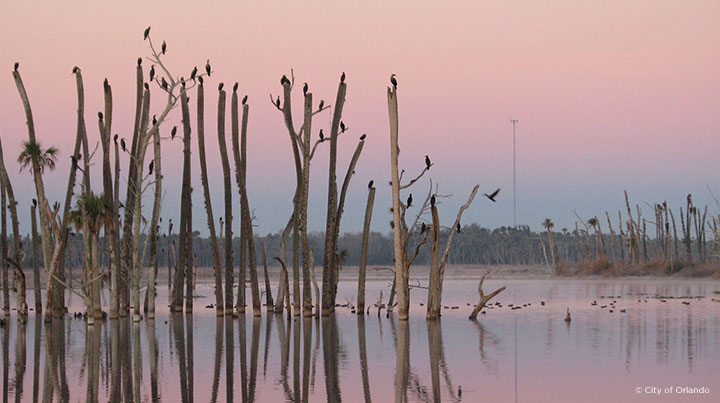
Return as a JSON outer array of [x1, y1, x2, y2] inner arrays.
[[1, 1, 718, 236]]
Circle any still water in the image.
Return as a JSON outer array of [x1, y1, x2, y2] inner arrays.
[[1, 277, 718, 402]]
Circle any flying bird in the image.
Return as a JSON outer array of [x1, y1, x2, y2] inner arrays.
[[148, 160, 154, 175], [281, 75, 290, 86], [161, 41, 166, 55], [360, 133, 366, 140], [340, 72, 346, 83], [205, 60, 211, 76], [242, 95, 248, 105], [368, 180, 374, 189], [143, 26, 151, 40], [233, 82, 238, 93], [190, 66, 197, 80], [120, 138, 127, 152], [303, 82, 308, 96], [171, 126, 177, 140], [425, 155, 431, 170], [149, 65, 155, 82], [390, 74, 398, 90], [406, 193, 413, 208], [484, 188, 500, 202]]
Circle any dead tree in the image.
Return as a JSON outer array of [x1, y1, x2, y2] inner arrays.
[[217, 84, 234, 313], [468, 270, 506, 319], [356, 182, 376, 314]]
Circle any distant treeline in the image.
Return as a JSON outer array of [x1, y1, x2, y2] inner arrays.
[[17, 223, 718, 270]]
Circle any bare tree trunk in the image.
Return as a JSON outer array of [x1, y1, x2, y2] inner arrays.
[[606, 212, 616, 264], [218, 85, 234, 313], [274, 217, 293, 313], [197, 81, 224, 315], [1, 185, 7, 314], [356, 185, 376, 314], [31, 205, 42, 312], [231, 90, 247, 313], [262, 242, 273, 310], [146, 123, 162, 319], [171, 92, 192, 311], [300, 93, 313, 317], [468, 270, 506, 319]]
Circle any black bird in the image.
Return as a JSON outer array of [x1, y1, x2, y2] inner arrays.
[[72, 66, 79, 74], [390, 74, 398, 90], [120, 138, 127, 152], [144, 82, 149, 90], [149, 65, 155, 82], [190, 66, 197, 80], [137, 57, 142, 66], [360, 133, 366, 140], [218, 82, 224, 91], [484, 188, 500, 202], [242, 95, 248, 105], [113, 134, 118, 143], [198, 76, 204, 85], [457, 222, 461, 233], [368, 180, 374, 189], [180, 77, 186, 87], [406, 193, 413, 208], [32, 199, 37, 207], [340, 121, 346, 132], [421, 222, 426, 234], [161, 77, 168, 90], [318, 100, 324, 110], [205, 59, 211, 76], [319, 129, 324, 141], [425, 155, 431, 170], [161, 40, 167, 55], [98, 111, 104, 120], [275, 96, 281, 108], [103, 78, 109, 90], [144, 26, 151, 40], [281, 75, 290, 86], [148, 160, 154, 175], [171, 126, 177, 140], [233, 82, 238, 93], [14, 62, 19, 71], [303, 82, 308, 96], [152, 115, 157, 126], [70, 155, 77, 168], [430, 194, 436, 207], [340, 72, 346, 83]]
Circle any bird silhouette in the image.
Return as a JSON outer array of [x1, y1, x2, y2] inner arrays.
[[303, 82, 308, 96], [319, 129, 324, 141], [318, 100, 324, 110], [161, 41, 166, 55], [143, 26, 151, 40], [218, 82, 224, 91], [233, 82, 238, 93], [484, 188, 500, 202], [148, 160, 154, 175], [456, 222, 461, 233], [171, 126, 177, 140], [430, 194, 436, 207], [113, 134, 118, 143], [205, 60, 211, 76], [360, 133, 366, 140], [32, 199, 37, 207], [565, 308, 571, 322], [368, 180, 374, 189], [137, 57, 142, 66], [425, 155, 431, 170], [190, 66, 197, 80], [161, 77, 168, 90], [406, 193, 413, 208], [72, 66, 79, 74], [421, 222, 426, 234], [341, 72, 346, 83], [242, 95, 248, 105], [275, 96, 281, 108], [390, 74, 398, 90], [14, 62, 19, 71], [149, 65, 155, 82], [340, 121, 346, 132], [98, 111, 103, 120], [281, 75, 290, 86], [120, 138, 127, 153]]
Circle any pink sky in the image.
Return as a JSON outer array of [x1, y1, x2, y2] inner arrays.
[[1, 1, 719, 235]]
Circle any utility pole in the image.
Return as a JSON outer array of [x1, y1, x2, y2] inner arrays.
[[511, 119, 518, 228]]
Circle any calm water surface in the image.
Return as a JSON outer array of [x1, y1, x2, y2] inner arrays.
[[1, 277, 718, 402]]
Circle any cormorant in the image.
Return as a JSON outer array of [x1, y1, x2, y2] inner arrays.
[[149, 65, 155, 82], [319, 129, 324, 140], [340, 72, 345, 83], [152, 115, 157, 126], [144, 82, 149, 90], [484, 188, 500, 202], [171, 126, 177, 140], [406, 193, 413, 208], [161, 41, 166, 55], [303, 82, 308, 96], [72, 66, 79, 74], [137, 57, 142, 66], [340, 121, 346, 132], [281, 75, 290, 86], [103, 78, 109, 90], [98, 112, 103, 120], [242, 95, 248, 105], [425, 155, 431, 170], [120, 138, 127, 152], [318, 100, 324, 110], [430, 194, 436, 207], [218, 82, 224, 91], [32, 199, 37, 207], [368, 180, 374, 189], [113, 134, 118, 143], [457, 222, 461, 233], [390, 74, 397, 90], [360, 133, 366, 140], [205, 60, 211, 76], [198, 76, 204, 84], [161, 77, 168, 90], [144, 26, 151, 40], [148, 160, 154, 175], [13, 62, 19, 71], [190, 66, 197, 80], [421, 222, 426, 234], [275, 96, 281, 108], [233, 82, 238, 93]]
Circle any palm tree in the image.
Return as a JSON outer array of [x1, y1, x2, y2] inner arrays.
[[542, 218, 557, 269], [17, 140, 58, 174]]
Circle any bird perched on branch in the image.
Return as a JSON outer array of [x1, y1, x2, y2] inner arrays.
[[14, 62, 19, 71], [341, 72, 346, 83], [390, 74, 398, 90], [113, 134, 118, 143], [303, 82, 308, 96], [32, 199, 37, 207], [233, 82, 238, 93], [149, 65, 155, 82], [406, 193, 413, 208], [360, 133, 366, 140], [425, 155, 431, 170], [72, 66, 79, 74], [160, 77, 168, 90], [190, 66, 197, 80], [430, 194, 436, 207], [318, 100, 324, 110], [275, 96, 281, 108], [144, 26, 151, 40], [421, 222, 426, 234], [137, 57, 142, 66], [120, 138, 127, 153], [218, 82, 224, 91], [319, 129, 324, 141], [205, 60, 212, 76], [484, 188, 500, 202], [148, 160, 154, 175], [242, 95, 248, 105], [368, 180, 374, 189], [457, 222, 461, 233], [98, 111, 104, 121], [161, 40, 167, 55], [340, 121, 346, 133], [281, 75, 290, 86], [171, 126, 177, 140]]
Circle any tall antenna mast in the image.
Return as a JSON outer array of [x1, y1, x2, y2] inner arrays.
[[511, 119, 518, 227]]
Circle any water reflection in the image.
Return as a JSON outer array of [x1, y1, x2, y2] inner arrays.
[[1, 280, 718, 402]]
